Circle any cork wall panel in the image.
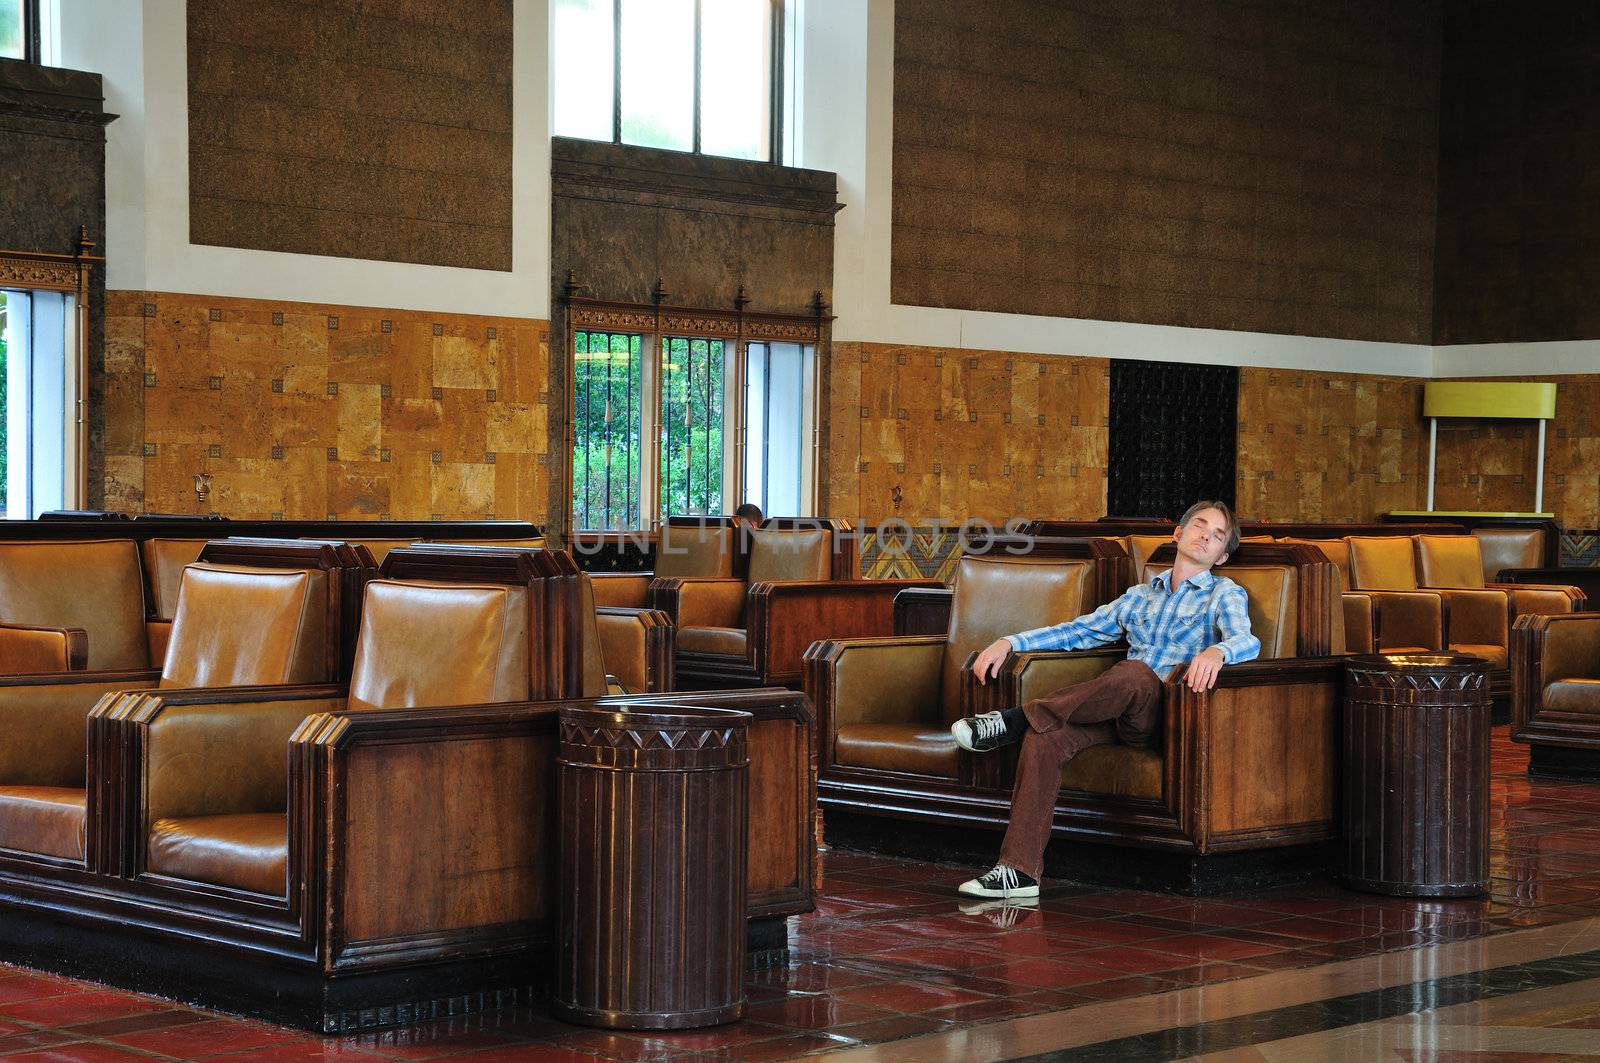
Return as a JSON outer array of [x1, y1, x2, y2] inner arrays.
[[187, 0, 512, 270], [1434, 3, 1600, 343], [1235, 368, 1425, 523], [100, 292, 549, 521], [826, 342, 1108, 525], [1429, 377, 1600, 529], [892, 0, 1440, 343]]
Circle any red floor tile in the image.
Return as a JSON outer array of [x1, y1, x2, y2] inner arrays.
[[741, 995, 894, 1031], [2, 1046, 162, 1063], [113, 1017, 307, 1058], [832, 981, 993, 1013], [0, 993, 169, 1028]]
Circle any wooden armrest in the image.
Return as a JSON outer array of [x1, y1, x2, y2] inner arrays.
[[1487, 582, 1585, 617], [0, 623, 89, 674], [748, 579, 944, 684], [650, 577, 745, 628], [894, 585, 954, 636]]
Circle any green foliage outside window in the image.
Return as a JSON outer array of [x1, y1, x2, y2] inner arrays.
[[659, 337, 722, 517], [0, 1, 22, 61], [573, 330, 642, 530]]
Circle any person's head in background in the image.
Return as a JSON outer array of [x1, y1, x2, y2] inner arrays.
[[734, 502, 764, 523]]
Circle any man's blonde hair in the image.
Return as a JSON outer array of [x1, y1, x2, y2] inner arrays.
[[1178, 500, 1240, 556]]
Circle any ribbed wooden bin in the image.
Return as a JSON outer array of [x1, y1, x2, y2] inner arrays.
[[1342, 653, 1491, 897], [554, 704, 750, 1029]]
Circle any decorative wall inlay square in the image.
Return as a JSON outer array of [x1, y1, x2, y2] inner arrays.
[[431, 451, 442, 464], [144, 373, 156, 387], [272, 312, 284, 325], [860, 351, 869, 362], [896, 408, 908, 419], [934, 410, 943, 420], [860, 406, 869, 418], [208, 444, 221, 457], [538, 391, 549, 404], [327, 315, 339, 330], [380, 449, 390, 462], [271, 379, 283, 393], [327, 382, 339, 396], [431, 513, 443, 521], [432, 387, 443, 400], [380, 384, 392, 398], [896, 352, 906, 364], [326, 447, 338, 461], [1037, 415, 1045, 425], [933, 463, 942, 474], [1002, 464, 1011, 476], [486, 389, 497, 401], [965, 357, 978, 368], [208, 308, 222, 321], [968, 464, 976, 475], [895, 462, 905, 473], [271, 511, 283, 520], [432, 323, 444, 336], [968, 412, 977, 421], [1070, 415, 1079, 426], [1003, 413, 1012, 423], [485, 452, 496, 464], [143, 303, 156, 317], [208, 376, 222, 390], [143, 443, 157, 456], [487, 327, 497, 339], [381, 320, 392, 333], [271, 446, 284, 459], [1036, 465, 1045, 476], [1070, 465, 1079, 476]]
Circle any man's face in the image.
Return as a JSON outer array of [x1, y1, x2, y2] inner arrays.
[[1173, 507, 1232, 568]]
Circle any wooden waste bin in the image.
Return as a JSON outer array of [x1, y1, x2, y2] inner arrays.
[[1342, 653, 1491, 897], [554, 703, 751, 1029]]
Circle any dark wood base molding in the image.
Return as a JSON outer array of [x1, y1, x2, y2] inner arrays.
[[1528, 745, 1600, 781], [822, 812, 1336, 897]]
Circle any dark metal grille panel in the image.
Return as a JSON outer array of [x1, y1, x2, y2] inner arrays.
[[1107, 360, 1237, 522]]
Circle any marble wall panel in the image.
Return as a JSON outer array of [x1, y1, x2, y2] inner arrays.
[[102, 292, 549, 521]]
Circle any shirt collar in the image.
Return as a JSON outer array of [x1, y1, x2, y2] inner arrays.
[[1152, 567, 1218, 593]]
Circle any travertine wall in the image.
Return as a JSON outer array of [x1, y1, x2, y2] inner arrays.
[[891, 0, 1440, 343], [102, 292, 549, 520], [1235, 368, 1426, 523], [186, 0, 513, 270], [826, 342, 1110, 524]]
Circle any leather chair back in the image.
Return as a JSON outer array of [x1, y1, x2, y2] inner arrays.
[[1415, 534, 1485, 588], [141, 539, 210, 620], [943, 554, 1095, 721], [0, 539, 149, 670], [656, 523, 736, 579], [1126, 534, 1173, 587], [577, 573, 609, 698], [1346, 536, 1419, 590], [1145, 561, 1298, 659], [747, 527, 831, 584], [1474, 527, 1544, 583], [160, 563, 329, 688], [347, 580, 530, 711]]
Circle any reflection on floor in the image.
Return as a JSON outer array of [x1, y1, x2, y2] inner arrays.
[[1, 727, 1599, 1061]]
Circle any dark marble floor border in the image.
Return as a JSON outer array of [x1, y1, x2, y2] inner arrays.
[[1011, 945, 1600, 1062]]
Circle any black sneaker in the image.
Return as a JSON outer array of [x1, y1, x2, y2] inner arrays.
[[951, 710, 1024, 753], [957, 864, 1040, 898]]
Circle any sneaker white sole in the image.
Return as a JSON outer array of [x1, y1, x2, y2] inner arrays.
[[956, 878, 1041, 899], [950, 720, 979, 752]]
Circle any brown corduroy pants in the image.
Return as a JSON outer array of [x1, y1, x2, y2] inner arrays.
[[996, 659, 1163, 879]]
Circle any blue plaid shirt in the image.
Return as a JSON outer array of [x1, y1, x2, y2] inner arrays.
[[1006, 568, 1260, 678]]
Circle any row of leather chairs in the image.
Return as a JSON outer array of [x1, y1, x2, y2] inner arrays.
[[0, 538, 815, 1030]]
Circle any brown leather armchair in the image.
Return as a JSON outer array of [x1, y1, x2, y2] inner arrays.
[[0, 542, 352, 875], [588, 517, 738, 608], [1512, 613, 1600, 779], [1415, 534, 1584, 623], [0, 539, 155, 674], [657, 522, 942, 689], [810, 542, 1343, 873], [1345, 536, 1460, 657], [806, 539, 1124, 784], [982, 543, 1343, 859]]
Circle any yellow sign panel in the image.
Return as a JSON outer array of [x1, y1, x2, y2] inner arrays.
[[1422, 382, 1556, 420]]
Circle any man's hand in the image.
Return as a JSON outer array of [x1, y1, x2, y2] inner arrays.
[[972, 637, 1014, 685], [1182, 646, 1227, 693]]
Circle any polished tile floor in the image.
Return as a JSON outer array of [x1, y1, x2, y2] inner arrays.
[[3, 727, 1600, 1061]]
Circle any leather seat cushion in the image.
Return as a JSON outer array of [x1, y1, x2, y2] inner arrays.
[[1451, 643, 1508, 668], [1543, 679, 1600, 714], [1060, 746, 1162, 800], [148, 813, 288, 895], [835, 724, 959, 778], [677, 626, 748, 657], [0, 786, 85, 860], [1380, 645, 1436, 656]]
